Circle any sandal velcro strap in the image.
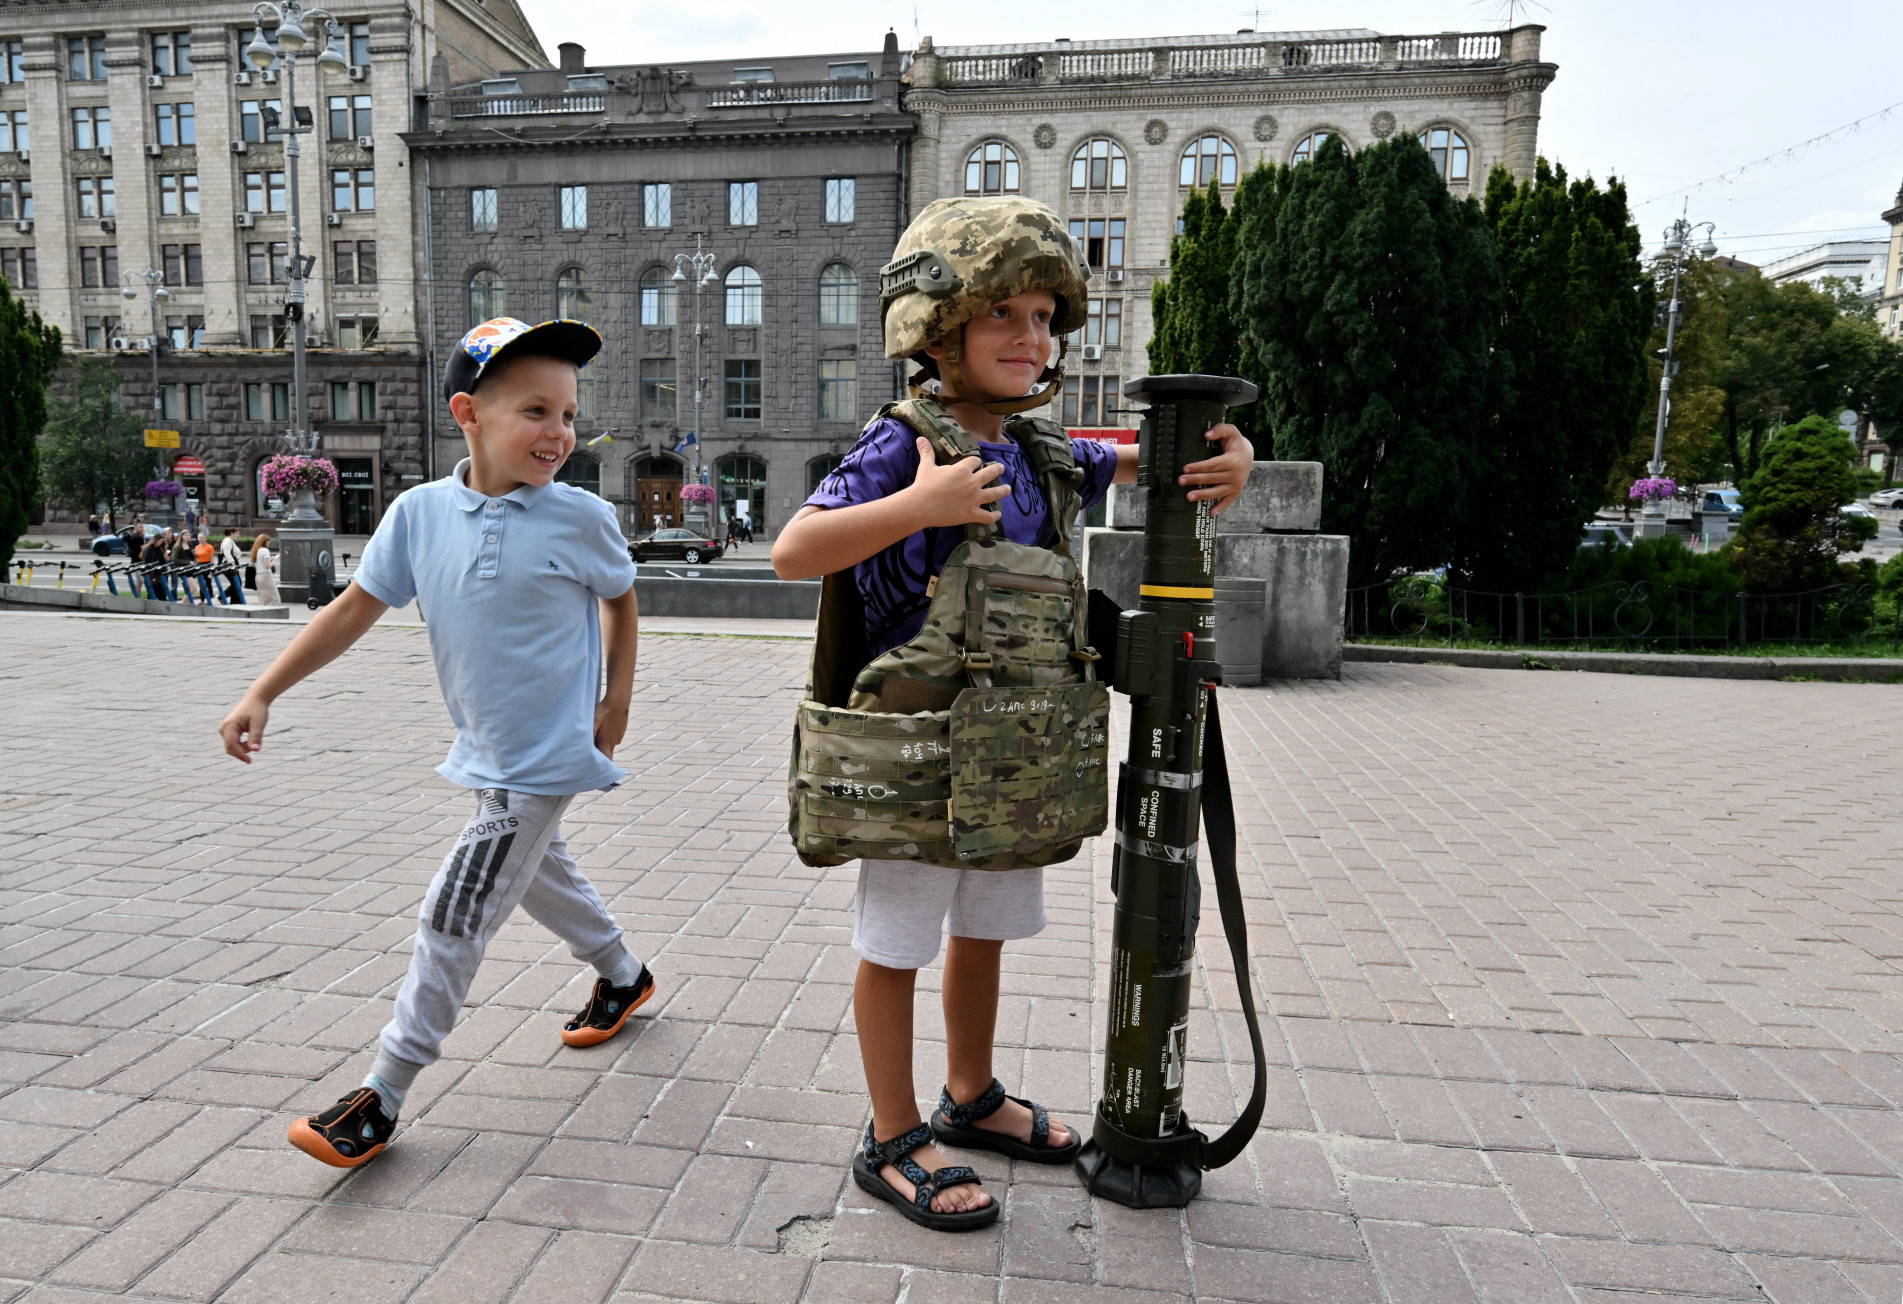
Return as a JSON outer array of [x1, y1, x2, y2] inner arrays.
[[860, 1122, 984, 1215], [1029, 1099, 1050, 1149], [937, 1078, 1006, 1129]]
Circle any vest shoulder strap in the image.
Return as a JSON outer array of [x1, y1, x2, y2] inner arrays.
[[1005, 414, 1084, 485], [884, 397, 983, 464]]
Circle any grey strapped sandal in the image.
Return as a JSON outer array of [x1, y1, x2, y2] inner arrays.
[[931, 1078, 1081, 1164], [852, 1121, 998, 1232]]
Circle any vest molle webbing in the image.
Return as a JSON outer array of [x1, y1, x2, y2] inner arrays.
[[788, 398, 1111, 870]]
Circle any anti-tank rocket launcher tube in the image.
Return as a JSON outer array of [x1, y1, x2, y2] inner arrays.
[[1075, 373, 1269, 1210]]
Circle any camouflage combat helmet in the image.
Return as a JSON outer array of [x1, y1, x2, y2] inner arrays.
[[880, 196, 1090, 415]]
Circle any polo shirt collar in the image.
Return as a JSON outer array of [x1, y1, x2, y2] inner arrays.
[[451, 458, 553, 512]]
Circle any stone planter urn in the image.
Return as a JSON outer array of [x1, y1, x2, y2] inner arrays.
[[285, 487, 325, 522]]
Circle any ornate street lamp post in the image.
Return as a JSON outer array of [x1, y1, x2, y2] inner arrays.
[[245, 2, 348, 603], [1637, 214, 1718, 540], [122, 268, 173, 525], [672, 237, 719, 533]]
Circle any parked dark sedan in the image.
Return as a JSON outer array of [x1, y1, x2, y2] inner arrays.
[[629, 528, 724, 564]]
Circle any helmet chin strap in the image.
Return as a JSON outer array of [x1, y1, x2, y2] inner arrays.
[[912, 329, 1066, 417]]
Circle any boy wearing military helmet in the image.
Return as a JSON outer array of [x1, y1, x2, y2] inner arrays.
[[773, 196, 1252, 1229]]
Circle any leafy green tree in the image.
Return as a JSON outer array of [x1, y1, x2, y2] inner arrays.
[[1733, 413, 1875, 591], [1612, 256, 1729, 493], [39, 356, 151, 531], [1149, 178, 1258, 439], [0, 274, 61, 571], [1233, 134, 1500, 583], [1465, 160, 1653, 590]]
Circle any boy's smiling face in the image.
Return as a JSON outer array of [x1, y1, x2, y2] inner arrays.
[[448, 353, 578, 496], [926, 290, 1056, 406]]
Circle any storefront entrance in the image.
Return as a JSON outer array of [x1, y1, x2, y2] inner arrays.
[[335, 458, 376, 534], [634, 454, 684, 532]]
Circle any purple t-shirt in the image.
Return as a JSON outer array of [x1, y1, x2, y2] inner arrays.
[[807, 415, 1119, 659]]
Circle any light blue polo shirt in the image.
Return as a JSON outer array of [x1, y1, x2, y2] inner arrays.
[[353, 459, 637, 795]]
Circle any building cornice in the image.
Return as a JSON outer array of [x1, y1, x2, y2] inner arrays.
[[904, 63, 1557, 116], [403, 114, 914, 158]]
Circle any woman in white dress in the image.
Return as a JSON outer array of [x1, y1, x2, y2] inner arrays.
[[252, 534, 280, 604]]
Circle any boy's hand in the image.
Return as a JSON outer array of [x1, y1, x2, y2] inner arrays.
[[218, 694, 270, 763], [593, 698, 629, 759], [902, 436, 1011, 528], [1182, 424, 1255, 515]]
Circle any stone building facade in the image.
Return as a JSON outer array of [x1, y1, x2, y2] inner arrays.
[[0, 0, 546, 531], [407, 37, 912, 539], [903, 26, 1555, 433], [1879, 181, 1903, 344]]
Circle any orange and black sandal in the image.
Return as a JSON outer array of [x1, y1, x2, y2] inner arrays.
[[288, 1087, 395, 1168], [561, 966, 656, 1047]]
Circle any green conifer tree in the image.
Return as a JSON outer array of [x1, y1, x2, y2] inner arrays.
[[1733, 413, 1875, 591], [1232, 134, 1500, 582], [0, 274, 62, 571], [1465, 161, 1653, 590]]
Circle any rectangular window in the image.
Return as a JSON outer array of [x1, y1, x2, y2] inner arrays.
[[0, 109, 26, 153], [101, 244, 117, 285], [84, 316, 104, 349], [245, 382, 264, 419], [151, 32, 192, 77], [183, 243, 201, 285], [333, 239, 354, 284], [351, 94, 371, 138], [471, 187, 497, 231], [640, 358, 676, 419], [818, 359, 857, 421], [331, 168, 351, 211], [269, 171, 285, 212], [560, 184, 586, 230], [241, 101, 263, 143], [574, 375, 593, 420], [180, 174, 198, 215], [1062, 375, 1121, 425], [273, 381, 290, 419], [1, 40, 22, 83], [71, 106, 110, 150], [729, 180, 758, 226], [825, 178, 855, 224], [354, 169, 374, 211], [330, 381, 351, 421], [328, 96, 348, 141], [348, 21, 370, 68], [338, 316, 379, 349], [162, 383, 184, 420], [0, 246, 35, 289], [643, 182, 671, 228], [828, 61, 870, 80], [187, 380, 203, 417], [244, 172, 263, 213], [162, 243, 182, 285], [160, 378, 205, 415], [75, 176, 114, 219], [1084, 298, 1122, 347], [247, 241, 267, 284], [155, 102, 194, 146], [733, 67, 773, 83], [1070, 218, 1126, 270], [359, 381, 378, 421], [724, 359, 761, 419], [79, 245, 98, 287], [355, 240, 376, 283], [68, 36, 106, 80], [0, 178, 25, 221], [158, 173, 199, 216]]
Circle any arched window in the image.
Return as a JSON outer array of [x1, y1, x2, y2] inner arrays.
[[808, 454, 843, 494], [555, 453, 601, 496], [964, 141, 1019, 194], [1179, 135, 1237, 187], [467, 269, 504, 327], [1071, 138, 1127, 191], [1291, 131, 1336, 165], [725, 265, 762, 325], [818, 263, 857, 326], [556, 267, 592, 321], [716, 454, 769, 532], [639, 266, 676, 327], [1419, 126, 1470, 182]]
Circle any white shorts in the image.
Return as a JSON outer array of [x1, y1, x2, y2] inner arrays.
[[851, 858, 1047, 970]]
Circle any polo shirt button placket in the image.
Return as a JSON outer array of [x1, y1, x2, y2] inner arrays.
[[479, 500, 503, 579]]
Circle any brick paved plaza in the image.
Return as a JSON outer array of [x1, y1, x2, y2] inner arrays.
[[4, 611, 1903, 1303]]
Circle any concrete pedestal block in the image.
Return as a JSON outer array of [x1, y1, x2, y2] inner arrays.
[[276, 520, 337, 608], [1106, 461, 1324, 533], [1218, 533, 1350, 681], [1083, 528, 1351, 680]]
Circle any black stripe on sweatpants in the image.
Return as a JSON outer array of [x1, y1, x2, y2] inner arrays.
[[429, 841, 475, 934], [447, 838, 495, 939], [463, 831, 515, 939]]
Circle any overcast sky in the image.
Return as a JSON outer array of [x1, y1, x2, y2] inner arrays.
[[516, 0, 1903, 265]]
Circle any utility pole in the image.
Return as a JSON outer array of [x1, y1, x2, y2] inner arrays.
[[122, 268, 173, 524], [1637, 213, 1716, 540], [672, 236, 719, 532]]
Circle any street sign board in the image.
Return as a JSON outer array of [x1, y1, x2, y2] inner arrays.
[[172, 454, 206, 475], [143, 429, 181, 448]]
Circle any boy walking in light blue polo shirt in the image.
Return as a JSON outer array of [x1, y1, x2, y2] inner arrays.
[[218, 317, 656, 1169]]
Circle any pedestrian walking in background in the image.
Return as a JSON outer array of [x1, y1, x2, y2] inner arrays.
[[252, 534, 278, 604], [726, 516, 740, 551], [220, 529, 243, 568], [141, 531, 169, 601], [86, 514, 101, 538], [194, 536, 215, 565]]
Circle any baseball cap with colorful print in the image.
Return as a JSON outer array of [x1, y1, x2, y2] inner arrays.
[[443, 317, 602, 402]]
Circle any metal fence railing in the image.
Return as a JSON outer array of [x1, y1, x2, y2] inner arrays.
[[1345, 577, 1900, 652]]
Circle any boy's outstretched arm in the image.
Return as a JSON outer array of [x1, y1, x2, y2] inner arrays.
[[216, 582, 390, 762], [594, 586, 638, 759]]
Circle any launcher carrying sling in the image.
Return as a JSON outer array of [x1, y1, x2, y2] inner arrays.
[[787, 397, 1111, 870]]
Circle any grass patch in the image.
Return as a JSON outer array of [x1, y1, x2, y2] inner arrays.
[[1350, 636, 1903, 660]]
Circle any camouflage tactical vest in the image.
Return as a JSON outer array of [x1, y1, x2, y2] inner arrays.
[[788, 398, 1112, 870]]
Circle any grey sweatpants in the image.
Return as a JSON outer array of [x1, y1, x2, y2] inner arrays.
[[377, 789, 630, 1070]]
